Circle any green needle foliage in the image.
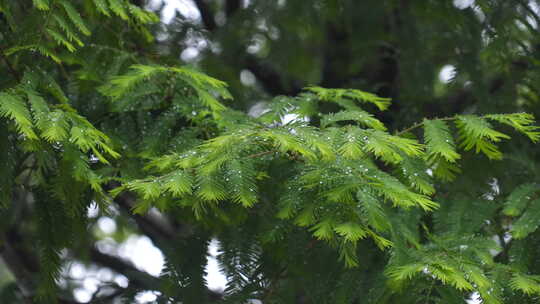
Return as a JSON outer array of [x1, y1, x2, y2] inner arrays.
[[2, 1, 540, 304]]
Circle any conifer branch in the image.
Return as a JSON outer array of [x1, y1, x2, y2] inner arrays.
[[246, 150, 276, 158], [1, 2, 540, 302], [395, 116, 456, 136]]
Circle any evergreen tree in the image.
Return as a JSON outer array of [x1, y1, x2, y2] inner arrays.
[[1, 0, 540, 303]]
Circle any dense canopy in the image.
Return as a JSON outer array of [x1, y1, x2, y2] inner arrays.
[[1, 0, 540, 303]]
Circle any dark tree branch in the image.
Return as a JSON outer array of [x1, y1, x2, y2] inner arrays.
[[0, 48, 21, 82], [104, 180, 194, 243], [225, 0, 241, 17], [113, 192, 190, 241], [88, 247, 161, 291], [89, 289, 125, 303], [422, 57, 530, 119], [89, 247, 223, 301], [129, 0, 146, 8], [5, 227, 41, 273], [1, 231, 84, 304], [0, 240, 35, 303], [321, 21, 350, 88], [244, 55, 302, 96], [193, 0, 217, 31], [104, 189, 223, 301], [190, 0, 302, 96]]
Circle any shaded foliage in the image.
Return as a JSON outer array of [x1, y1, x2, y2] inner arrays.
[[1, 0, 540, 304]]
